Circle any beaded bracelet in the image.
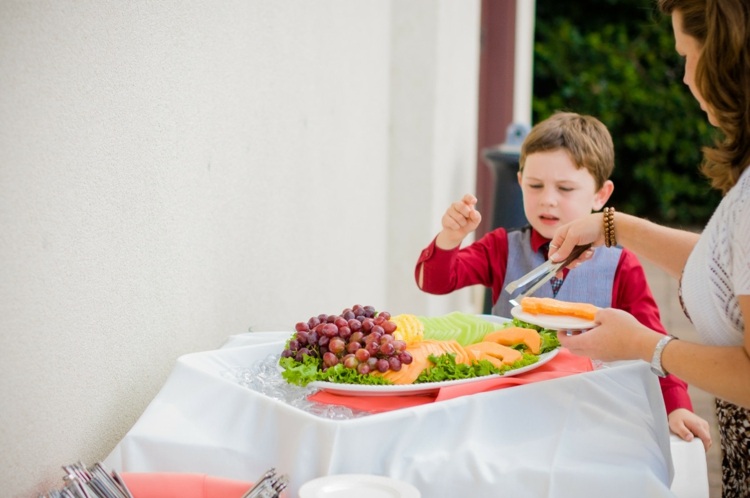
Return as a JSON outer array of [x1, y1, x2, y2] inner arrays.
[[603, 207, 617, 247]]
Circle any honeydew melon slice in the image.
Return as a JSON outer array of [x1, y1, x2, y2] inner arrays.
[[418, 312, 505, 346]]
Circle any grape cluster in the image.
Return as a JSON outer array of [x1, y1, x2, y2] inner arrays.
[[281, 304, 413, 375]]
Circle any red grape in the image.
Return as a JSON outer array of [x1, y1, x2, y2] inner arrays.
[[365, 341, 380, 356], [343, 354, 359, 369], [328, 337, 345, 354], [308, 330, 319, 344], [323, 352, 338, 367], [355, 348, 370, 362], [295, 348, 311, 362], [338, 326, 352, 340], [320, 323, 337, 338], [399, 352, 413, 365], [379, 342, 395, 356], [357, 363, 371, 375], [388, 356, 402, 371], [346, 341, 360, 354], [287, 305, 407, 376]]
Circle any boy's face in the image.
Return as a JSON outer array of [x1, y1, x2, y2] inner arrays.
[[518, 149, 613, 240]]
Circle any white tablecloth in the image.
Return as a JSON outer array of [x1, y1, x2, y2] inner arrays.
[[106, 332, 708, 497]]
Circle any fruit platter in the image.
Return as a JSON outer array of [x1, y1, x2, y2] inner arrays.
[[278, 303, 561, 394]]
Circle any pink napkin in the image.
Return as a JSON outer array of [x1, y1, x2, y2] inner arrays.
[[308, 348, 592, 413], [120, 472, 253, 498]]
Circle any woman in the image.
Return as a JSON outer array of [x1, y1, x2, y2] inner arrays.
[[547, 0, 749, 495]]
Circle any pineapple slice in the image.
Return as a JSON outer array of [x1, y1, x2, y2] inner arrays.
[[391, 314, 425, 344]]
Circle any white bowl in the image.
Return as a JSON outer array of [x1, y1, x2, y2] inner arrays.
[[299, 474, 421, 498]]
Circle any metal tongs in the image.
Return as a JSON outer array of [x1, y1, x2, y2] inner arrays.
[[505, 244, 592, 307]]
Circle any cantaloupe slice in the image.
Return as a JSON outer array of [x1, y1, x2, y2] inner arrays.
[[520, 297, 599, 321], [376, 339, 467, 385], [375, 337, 527, 385], [483, 327, 541, 355], [464, 342, 523, 365]]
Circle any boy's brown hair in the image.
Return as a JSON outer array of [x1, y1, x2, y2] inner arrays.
[[519, 111, 615, 189]]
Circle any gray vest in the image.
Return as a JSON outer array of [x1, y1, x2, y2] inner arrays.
[[493, 228, 622, 318]]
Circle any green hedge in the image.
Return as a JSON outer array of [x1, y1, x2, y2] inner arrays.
[[533, 0, 720, 225]]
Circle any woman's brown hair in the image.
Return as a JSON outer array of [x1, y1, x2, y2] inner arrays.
[[658, 0, 750, 193]]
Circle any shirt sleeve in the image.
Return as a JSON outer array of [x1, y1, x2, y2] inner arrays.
[[730, 191, 750, 295], [612, 248, 693, 414], [415, 229, 509, 303]]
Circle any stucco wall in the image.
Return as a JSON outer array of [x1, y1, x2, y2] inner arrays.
[[0, 1, 480, 496]]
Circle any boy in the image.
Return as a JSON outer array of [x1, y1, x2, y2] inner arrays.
[[415, 112, 711, 447]]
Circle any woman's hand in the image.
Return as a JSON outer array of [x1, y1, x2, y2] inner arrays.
[[667, 408, 713, 451], [557, 307, 660, 362], [548, 212, 606, 265], [435, 194, 482, 249]]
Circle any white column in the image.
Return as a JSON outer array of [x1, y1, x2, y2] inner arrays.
[[513, 0, 536, 129]]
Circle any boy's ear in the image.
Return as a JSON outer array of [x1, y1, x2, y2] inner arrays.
[[517, 171, 522, 185], [593, 180, 614, 211]]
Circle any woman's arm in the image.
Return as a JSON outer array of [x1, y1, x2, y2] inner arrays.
[[550, 212, 700, 280], [608, 212, 700, 279], [659, 294, 750, 407], [560, 297, 750, 408]]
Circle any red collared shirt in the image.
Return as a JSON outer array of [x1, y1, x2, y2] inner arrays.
[[415, 226, 692, 414]]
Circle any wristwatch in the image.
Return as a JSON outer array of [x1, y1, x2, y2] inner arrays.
[[650, 335, 677, 377]]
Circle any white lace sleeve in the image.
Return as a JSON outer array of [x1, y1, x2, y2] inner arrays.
[[731, 173, 750, 296]]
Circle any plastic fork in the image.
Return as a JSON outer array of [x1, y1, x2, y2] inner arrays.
[[242, 469, 289, 498]]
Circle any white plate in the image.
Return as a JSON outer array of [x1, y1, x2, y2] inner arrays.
[[510, 305, 597, 331], [299, 474, 420, 498], [479, 314, 511, 325], [307, 348, 559, 396]]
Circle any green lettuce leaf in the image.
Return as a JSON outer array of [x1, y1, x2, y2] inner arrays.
[[414, 352, 538, 383], [503, 318, 561, 354], [279, 355, 392, 387]]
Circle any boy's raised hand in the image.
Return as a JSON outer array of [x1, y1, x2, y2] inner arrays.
[[436, 194, 482, 250]]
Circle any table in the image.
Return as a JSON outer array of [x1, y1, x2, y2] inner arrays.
[[105, 332, 708, 497]]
